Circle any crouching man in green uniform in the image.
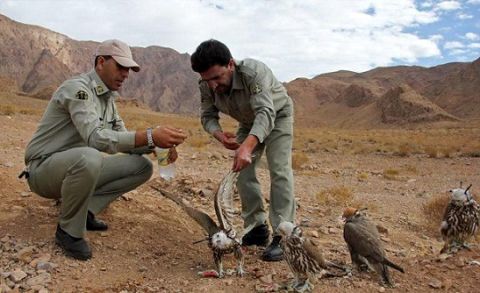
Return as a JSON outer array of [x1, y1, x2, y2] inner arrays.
[[22, 39, 187, 260], [190, 39, 295, 261]]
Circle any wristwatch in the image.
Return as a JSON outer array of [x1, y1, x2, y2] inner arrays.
[[146, 127, 155, 149]]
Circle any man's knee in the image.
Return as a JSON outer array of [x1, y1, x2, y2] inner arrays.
[[136, 155, 153, 180], [72, 148, 103, 180]]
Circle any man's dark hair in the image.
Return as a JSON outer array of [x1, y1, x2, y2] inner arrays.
[[94, 55, 112, 67], [191, 39, 232, 73]]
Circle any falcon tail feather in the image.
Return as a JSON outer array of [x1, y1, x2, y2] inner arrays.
[[384, 258, 405, 273]]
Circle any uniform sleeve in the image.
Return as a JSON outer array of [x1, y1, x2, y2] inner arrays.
[[58, 83, 135, 154], [199, 82, 222, 135], [111, 102, 128, 132], [247, 64, 276, 143]]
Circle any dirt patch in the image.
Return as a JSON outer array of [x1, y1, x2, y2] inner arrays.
[[1, 112, 479, 292]]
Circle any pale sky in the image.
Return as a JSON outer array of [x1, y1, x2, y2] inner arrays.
[[1, 0, 479, 81]]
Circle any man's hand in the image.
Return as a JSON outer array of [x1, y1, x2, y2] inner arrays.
[[213, 131, 240, 150], [153, 126, 187, 148], [232, 135, 258, 172], [167, 147, 178, 164]]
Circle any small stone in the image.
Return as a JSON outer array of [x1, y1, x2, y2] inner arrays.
[[36, 261, 57, 272], [436, 253, 450, 262], [376, 224, 388, 235], [378, 286, 386, 292], [307, 230, 319, 238], [259, 274, 272, 284], [380, 236, 391, 243], [428, 278, 442, 289], [30, 254, 52, 267], [20, 192, 30, 197], [26, 272, 51, 287], [225, 279, 233, 286], [328, 227, 340, 234], [9, 270, 27, 283], [121, 194, 133, 201], [16, 246, 35, 263]]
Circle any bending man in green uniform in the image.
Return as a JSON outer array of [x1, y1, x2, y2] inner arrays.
[[23, 39, 187, 260], [191, 39, 295, 261]]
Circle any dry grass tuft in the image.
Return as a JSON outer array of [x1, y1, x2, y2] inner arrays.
[[425, 145, 440, 158], [422, 193, 449, 229], [357, 172, 368, 181], [292, 152, 309, 170], [316, 185, 354, 206], [187, 135, 211, 149], [396, 143, 412, 157], [383, 169, 400, 180]]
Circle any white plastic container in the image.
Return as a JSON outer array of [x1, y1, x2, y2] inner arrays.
[[155, 147, 175, 180]]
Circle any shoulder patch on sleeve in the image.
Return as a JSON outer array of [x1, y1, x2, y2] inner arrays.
[[251, 83, 262, 94], [75, 90, 89, 100]]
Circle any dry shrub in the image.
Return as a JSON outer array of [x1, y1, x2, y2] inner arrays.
[[383, 169, 399, 180], [292, 152, 309, 170], [316, 186, 353, 206], [188, 135, 210, 148], [425, 145, 440, 158], [396, 143, 412, 157], [357, 172, 368, 181], [422, 193, 449, 229], [403, 164, 418, 174], [441, 146, 455, 158], [0, 104, 15, 115]]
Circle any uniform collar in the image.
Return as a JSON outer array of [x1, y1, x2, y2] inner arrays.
[[88, 70, 112, 96], [226, 61, 243, 96], [231, 61, 243, 91]]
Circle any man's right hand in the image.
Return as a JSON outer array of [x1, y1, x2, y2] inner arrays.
[[213, 131, 240, 150], [153, 126, 187, 148]]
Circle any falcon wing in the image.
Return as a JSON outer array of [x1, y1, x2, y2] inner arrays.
[[151, 186, 220, 237], [344, 220, 385, 262], [302, 238, 327, 268], [214, 170, 239, 232]]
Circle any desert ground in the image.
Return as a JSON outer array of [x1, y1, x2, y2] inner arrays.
[[1, 89, 479, 292]]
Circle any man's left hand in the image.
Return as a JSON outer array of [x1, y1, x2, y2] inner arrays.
[[232, 145, 253, 172]]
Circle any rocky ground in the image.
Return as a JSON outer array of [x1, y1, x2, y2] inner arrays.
[[1, 112, 479, 293]]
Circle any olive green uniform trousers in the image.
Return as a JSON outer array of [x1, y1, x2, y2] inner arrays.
[[27, 147, 153, 238], [237, 116, 295, 232]]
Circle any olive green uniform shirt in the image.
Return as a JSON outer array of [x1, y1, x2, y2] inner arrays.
[[25, 70, 136, 164], [200, 58, 293, 142]]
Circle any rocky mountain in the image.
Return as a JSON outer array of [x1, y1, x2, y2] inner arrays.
[[287, 58, 479, 127], [1, 13, 479, 127], [0, 14, 200, 114]]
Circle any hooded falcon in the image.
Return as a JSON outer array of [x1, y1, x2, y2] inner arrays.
[[342, 208, 404, 287], [440, 184, 479, 254], [277, 221, 348, 292], [152, 170, 247, 278]]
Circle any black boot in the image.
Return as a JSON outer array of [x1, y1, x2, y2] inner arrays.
[[86, 211, 108, 231], [55, 225, 92, 260], [262, 235, 283, 262], [241, 224, 270, 247]]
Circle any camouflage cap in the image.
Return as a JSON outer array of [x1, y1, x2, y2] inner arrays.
[[95, 39, 140, 72]]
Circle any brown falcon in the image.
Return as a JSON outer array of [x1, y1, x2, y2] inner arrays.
[[151, 170, 246, 278], [277, 221, 348, 292], [440, 184, 479, 253], [342, 207, 404, 287]]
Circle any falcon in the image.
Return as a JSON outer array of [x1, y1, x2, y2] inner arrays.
[[277, 221, 348, 292], [151, 170, 246, 278], [440, 184, 479, 253], [342, 207, 404, 287]]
